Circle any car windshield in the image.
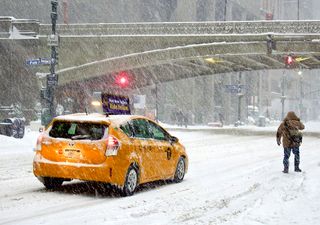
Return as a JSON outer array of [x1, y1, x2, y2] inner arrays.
[[49, 121, 107, 140]]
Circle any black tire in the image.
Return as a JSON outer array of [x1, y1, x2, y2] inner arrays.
[[18, 125, 25, 139], [12, 119, 20, 138], [173, 157, 186, 183], [42, 177, 64, 189], [120, 166, 138, 197]]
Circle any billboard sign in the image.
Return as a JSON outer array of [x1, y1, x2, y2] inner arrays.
[[101, 93, 131, 115]]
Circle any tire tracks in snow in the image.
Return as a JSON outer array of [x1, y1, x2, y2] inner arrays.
[[0, 196, 112, 225]]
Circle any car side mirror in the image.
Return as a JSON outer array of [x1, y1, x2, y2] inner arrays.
[[170, 136, 179, 144]]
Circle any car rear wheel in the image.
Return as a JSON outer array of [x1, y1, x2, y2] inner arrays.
[[173, 157, 185, 183], [42, 177, 64, 189], [120, 166, 138, 197], [18, 125, 25, 139]]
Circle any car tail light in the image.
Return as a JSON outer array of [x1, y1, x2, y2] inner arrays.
[[105, 136, 120, 156], [34, 134, 44, 152]]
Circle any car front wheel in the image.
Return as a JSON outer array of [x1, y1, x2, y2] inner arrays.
[[173, 157, 185, 183]]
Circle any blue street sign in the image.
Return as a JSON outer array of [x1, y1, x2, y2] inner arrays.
[[225, 85, 246, 94], [39, 58, 51, 65], [26, 58, 51, 66]]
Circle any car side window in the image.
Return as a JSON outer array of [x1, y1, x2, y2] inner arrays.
[[147, 121, 169, 141], [120, 122, 134, 137], [131, 119, 152, 139]]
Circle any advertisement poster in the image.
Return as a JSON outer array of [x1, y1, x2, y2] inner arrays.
[[101, 93, 131, 115]]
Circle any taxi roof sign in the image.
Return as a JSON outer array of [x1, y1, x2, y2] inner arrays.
[[101, 93, 131, 115]]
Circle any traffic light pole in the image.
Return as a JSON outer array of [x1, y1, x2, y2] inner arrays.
[[42, 0, 59, 126]]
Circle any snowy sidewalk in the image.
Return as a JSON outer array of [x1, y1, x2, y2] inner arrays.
[[164, 121, 320, 138]]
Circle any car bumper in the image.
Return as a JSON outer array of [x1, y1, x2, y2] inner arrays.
[[33, 153, 126, 187]]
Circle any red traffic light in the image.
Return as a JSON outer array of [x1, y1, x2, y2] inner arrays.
[[285, 55, 294, 66], [115, 71, 130, 88], [119, 76, 127, 85]]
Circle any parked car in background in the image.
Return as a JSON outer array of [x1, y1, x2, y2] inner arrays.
[[33, 113, 188, 196], [0, 106, 25, 139]]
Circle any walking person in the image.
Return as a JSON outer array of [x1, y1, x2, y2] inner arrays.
[[276, 111, 305, 173]]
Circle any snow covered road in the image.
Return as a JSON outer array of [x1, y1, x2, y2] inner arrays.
[[1, 130, 320, 225]]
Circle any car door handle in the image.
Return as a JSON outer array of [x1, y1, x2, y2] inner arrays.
[[165, 148, 172, 160]]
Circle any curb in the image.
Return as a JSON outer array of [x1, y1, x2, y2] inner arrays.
[[166, 127, 320, 138]]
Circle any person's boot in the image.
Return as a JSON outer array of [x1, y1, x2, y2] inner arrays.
[[294, 167, 302, 172], [282, 167, 289, 173]]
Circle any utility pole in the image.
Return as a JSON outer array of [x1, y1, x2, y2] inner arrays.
[[42, 0, 59, 126]]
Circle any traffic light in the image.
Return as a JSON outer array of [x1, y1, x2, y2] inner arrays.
[[51, 1, 58, 23], [285, 55, 294, 68], [115, 71, 130, 88]]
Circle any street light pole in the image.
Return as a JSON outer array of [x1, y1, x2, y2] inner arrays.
[[298, 70, 303, 119], [281, 70, 286, 120], [297, 0, 300, 20], [155, 83, 159, 122], [237, 72, 242, 125], [42, 0, 59, 126], [224, 0, 228, 21]]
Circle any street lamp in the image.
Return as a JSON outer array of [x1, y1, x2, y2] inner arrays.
[[298, 69, 303, 119]]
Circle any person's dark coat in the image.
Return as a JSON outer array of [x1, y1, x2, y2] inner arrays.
[[276, 111, 305, 148]]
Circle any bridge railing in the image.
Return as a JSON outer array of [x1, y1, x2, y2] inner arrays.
[[40, 21, 320, 36], [0, 17, 39, 38]]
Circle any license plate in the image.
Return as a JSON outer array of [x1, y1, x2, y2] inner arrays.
[[64, 149, 80, 158]]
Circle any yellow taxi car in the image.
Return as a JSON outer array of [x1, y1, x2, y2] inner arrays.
[[33, 113, 188, 196]]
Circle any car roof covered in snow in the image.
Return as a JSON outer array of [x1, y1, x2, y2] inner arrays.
[[53, 113, 150, 126]]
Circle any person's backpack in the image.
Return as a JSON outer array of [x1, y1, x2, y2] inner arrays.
[[284, 121, 303, 145]]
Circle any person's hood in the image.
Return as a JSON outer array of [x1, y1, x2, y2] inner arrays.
[[284, 111, 300, 121]]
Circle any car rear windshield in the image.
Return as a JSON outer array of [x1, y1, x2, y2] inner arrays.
[[49, 121, 107, 140]]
